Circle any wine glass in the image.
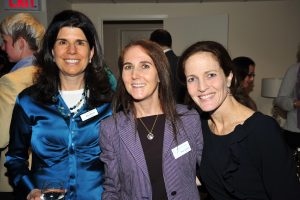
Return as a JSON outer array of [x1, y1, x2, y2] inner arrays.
[[40, 181, 66, 200]]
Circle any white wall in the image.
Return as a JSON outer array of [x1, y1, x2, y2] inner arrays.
[[72, 0, 300, 116]]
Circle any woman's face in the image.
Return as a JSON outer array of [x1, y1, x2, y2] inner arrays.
[[52, 27, 94, 79], [242, 64, 255, 94], [122, 45, 160, 103], [184, 52, 232, 112]]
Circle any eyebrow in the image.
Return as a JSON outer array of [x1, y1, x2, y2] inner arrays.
[[55, 38, 88, 42]]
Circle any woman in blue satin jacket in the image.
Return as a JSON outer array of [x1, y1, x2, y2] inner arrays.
[[5, 10, 114, 200]]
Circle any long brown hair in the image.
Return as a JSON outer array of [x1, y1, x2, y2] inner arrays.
[[113, 39, 179, 137]]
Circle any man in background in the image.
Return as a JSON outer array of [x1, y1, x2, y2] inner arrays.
[[150, 29, 186, 104], [0, 13, 44, 199]]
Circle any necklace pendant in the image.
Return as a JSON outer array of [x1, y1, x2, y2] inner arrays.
[[147, 132, 154, 140]]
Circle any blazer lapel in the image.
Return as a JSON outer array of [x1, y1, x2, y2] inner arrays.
[[119, 113, 150, 183], [163, 119, 175, 159]]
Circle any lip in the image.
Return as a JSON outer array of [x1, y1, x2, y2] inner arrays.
[[198, 93, 214, 100], [131, 83, 145, 88], [64, 59, 80, 64]]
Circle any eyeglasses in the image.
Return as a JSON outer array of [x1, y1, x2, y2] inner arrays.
[[247, 73, 255, 77]]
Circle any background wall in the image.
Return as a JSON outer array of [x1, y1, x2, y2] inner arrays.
[[0, 0, 299, 117], [72, 0, 300, 116]]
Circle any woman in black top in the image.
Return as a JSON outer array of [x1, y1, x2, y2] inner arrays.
[[178, 41, 300, 199]]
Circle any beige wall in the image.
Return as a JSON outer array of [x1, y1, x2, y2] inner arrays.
[[46, 0, 71, 24], [0, 0, 298, 116], [72, 0, 300, 116]]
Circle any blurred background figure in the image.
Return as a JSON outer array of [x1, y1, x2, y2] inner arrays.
[[232, 56, 257, 110], [0, 13, 44, 200], [4, 10, 113, 200], [276, 45, 300, 160], [150, 29, 186, 104]]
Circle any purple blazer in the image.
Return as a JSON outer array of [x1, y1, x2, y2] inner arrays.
[[100, 104, 203, 200]]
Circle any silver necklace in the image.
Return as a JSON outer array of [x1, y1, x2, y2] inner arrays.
[[139, 115, 158, 140]]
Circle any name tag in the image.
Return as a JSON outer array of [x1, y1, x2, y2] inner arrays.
[[172, 141, 191, 159], [80, 108, 98, 121]]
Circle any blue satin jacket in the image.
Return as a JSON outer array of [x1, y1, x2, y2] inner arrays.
[[5, 88, 112, 200]]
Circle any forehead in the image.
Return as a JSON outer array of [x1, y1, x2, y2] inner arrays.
[[124, 46, 152, 62], [185, 51, 221, 74], [56, 27, 87, 40]]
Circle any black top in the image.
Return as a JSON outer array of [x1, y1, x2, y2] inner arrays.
[[200, 112, 300, 200], [137, 114, 168, 200]]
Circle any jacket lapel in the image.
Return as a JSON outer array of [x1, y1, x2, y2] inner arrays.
[[119, 113, 150, 183], [163, 119, 175, 159]]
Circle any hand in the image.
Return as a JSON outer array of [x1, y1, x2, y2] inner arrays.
[[27, 189, 42, 200], [294, 100, 300, 108]]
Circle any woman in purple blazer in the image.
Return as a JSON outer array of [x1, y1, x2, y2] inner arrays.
[[100, 40, 203, 200]]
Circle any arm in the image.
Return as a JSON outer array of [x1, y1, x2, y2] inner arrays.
[[5, 98, 35, 195], [99, 118, 121, 200], [275, 64, 298, 111], [257, 117, 300, 199]]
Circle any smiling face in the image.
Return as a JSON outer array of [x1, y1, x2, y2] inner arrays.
[[52, 27, 94, 80], [184, 52, 232, 112], [121, 45, 160, 104]]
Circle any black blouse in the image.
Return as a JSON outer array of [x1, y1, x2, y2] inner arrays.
[[137, 114, 168, 200], [199, 112, 300, 200]]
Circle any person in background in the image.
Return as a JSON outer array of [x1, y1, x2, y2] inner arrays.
[[150, 29, 186, 104], [232, 56, 257, 110], [5, 10, 114, 200], [100, 40, 203, 199], [276, 45, 300, 159], [178, 40, 300, 200], [0, 13, 44, 200]]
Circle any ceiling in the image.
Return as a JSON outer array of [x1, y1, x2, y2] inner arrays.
[[67, 0, 280, 3]]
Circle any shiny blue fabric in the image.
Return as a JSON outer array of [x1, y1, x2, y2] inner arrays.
[[5, 89, 112, 200]]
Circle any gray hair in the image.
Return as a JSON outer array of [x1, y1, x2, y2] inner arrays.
[[0, 13, 45, 51]]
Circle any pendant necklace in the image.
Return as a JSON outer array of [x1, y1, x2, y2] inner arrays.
[[139, 115, 158, 140]]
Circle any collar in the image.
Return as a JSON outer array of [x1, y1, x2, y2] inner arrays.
[[9, 56, 34, 72]]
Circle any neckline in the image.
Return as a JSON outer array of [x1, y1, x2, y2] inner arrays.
[[208, 112, 258, 137]]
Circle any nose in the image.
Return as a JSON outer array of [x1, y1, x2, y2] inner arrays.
[[67, 43, 77, 54], [131, 68, 141, 79], [1, 44, 5, 51], [198, 79, 208, 93]]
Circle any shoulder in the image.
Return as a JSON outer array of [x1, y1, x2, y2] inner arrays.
[[101, 111, 131, 128], [176, 104, 201, 126], [176, 104, 199, 116], [285, 63, 300, 75], [0, 66, 37, 90], [243, 112, 281, 142]]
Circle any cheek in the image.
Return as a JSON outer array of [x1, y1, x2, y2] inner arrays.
[[186, 84, 197, 96]]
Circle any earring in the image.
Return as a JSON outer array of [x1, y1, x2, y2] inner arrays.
[[89, 58, 92, 63]]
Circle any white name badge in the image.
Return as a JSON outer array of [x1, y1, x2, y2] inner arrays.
[[80, 108, 98, 121], [172, 141, 191, 159]]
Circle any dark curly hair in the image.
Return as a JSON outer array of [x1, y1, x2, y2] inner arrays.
[[32, 10, 113, 107]]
